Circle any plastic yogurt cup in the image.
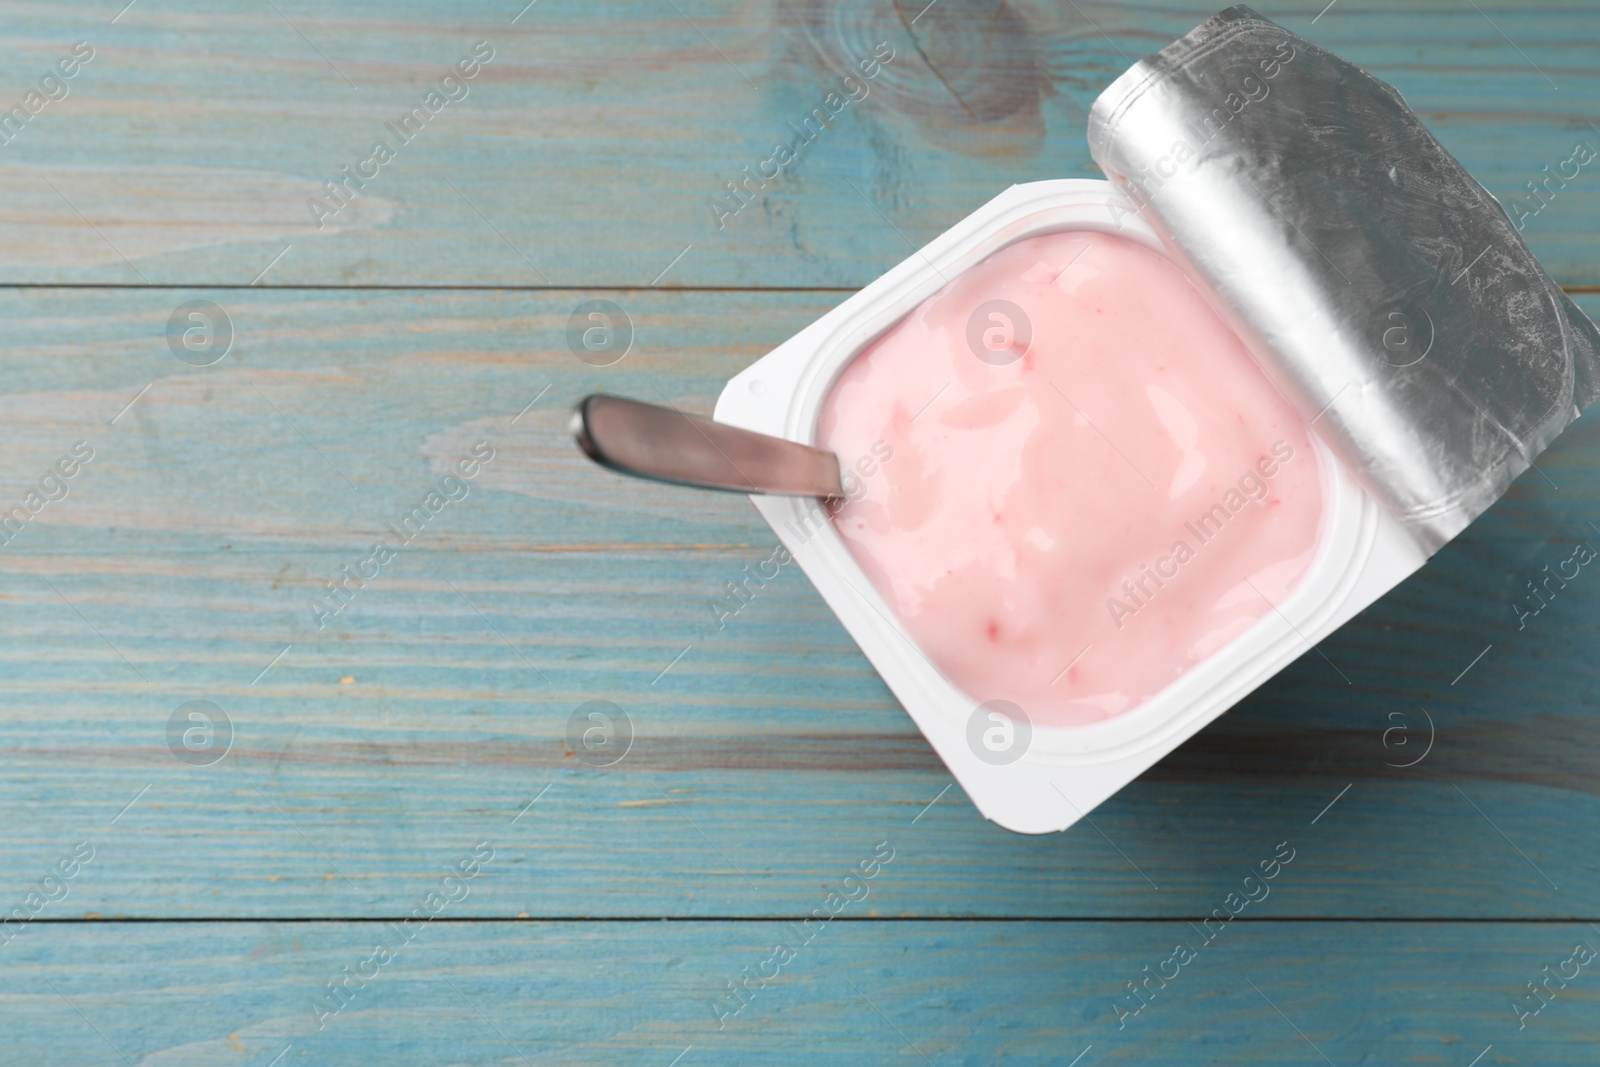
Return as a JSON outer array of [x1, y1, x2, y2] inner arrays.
[[715, 180, 1429, 833]]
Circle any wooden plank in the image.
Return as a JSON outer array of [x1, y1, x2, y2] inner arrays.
[[0, 286, 1597, 917], [1, 921, 1595, 1063], [0, 1, 1597, 285]]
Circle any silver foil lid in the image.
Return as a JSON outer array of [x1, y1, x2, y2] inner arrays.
[[1088, 6, 1600, 554]]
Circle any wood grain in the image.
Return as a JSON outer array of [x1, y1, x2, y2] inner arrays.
[[1, 921, 1595, 1065], [0, 1, 1596, 285]]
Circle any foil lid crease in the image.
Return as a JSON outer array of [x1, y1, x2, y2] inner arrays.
[[1088, 5, 1600, 554]]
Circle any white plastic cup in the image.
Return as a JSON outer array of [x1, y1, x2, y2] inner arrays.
[[716, 180, 1428, 834]]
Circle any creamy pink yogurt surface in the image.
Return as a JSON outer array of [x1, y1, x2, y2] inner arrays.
[[817, 230, 1324, 727]]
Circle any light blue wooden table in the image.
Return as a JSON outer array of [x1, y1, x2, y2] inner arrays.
[[2, 1, 1598, 1063]]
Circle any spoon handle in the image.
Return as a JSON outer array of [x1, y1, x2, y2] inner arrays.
[[571, 394, 844, 498]]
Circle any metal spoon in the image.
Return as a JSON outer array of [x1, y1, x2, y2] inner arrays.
[[571, 393, 844, 498]]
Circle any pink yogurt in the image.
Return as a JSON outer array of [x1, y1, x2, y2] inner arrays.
[[817, 230, 1324, 727]]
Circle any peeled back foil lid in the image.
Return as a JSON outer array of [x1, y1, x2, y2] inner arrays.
[[1088, 5, 1600, 555]]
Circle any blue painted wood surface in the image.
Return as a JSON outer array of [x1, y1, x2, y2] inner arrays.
[[2, 1, 1600, 1063], [3, 921, 1599, 1064], [0, 1, 1596, 287]]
